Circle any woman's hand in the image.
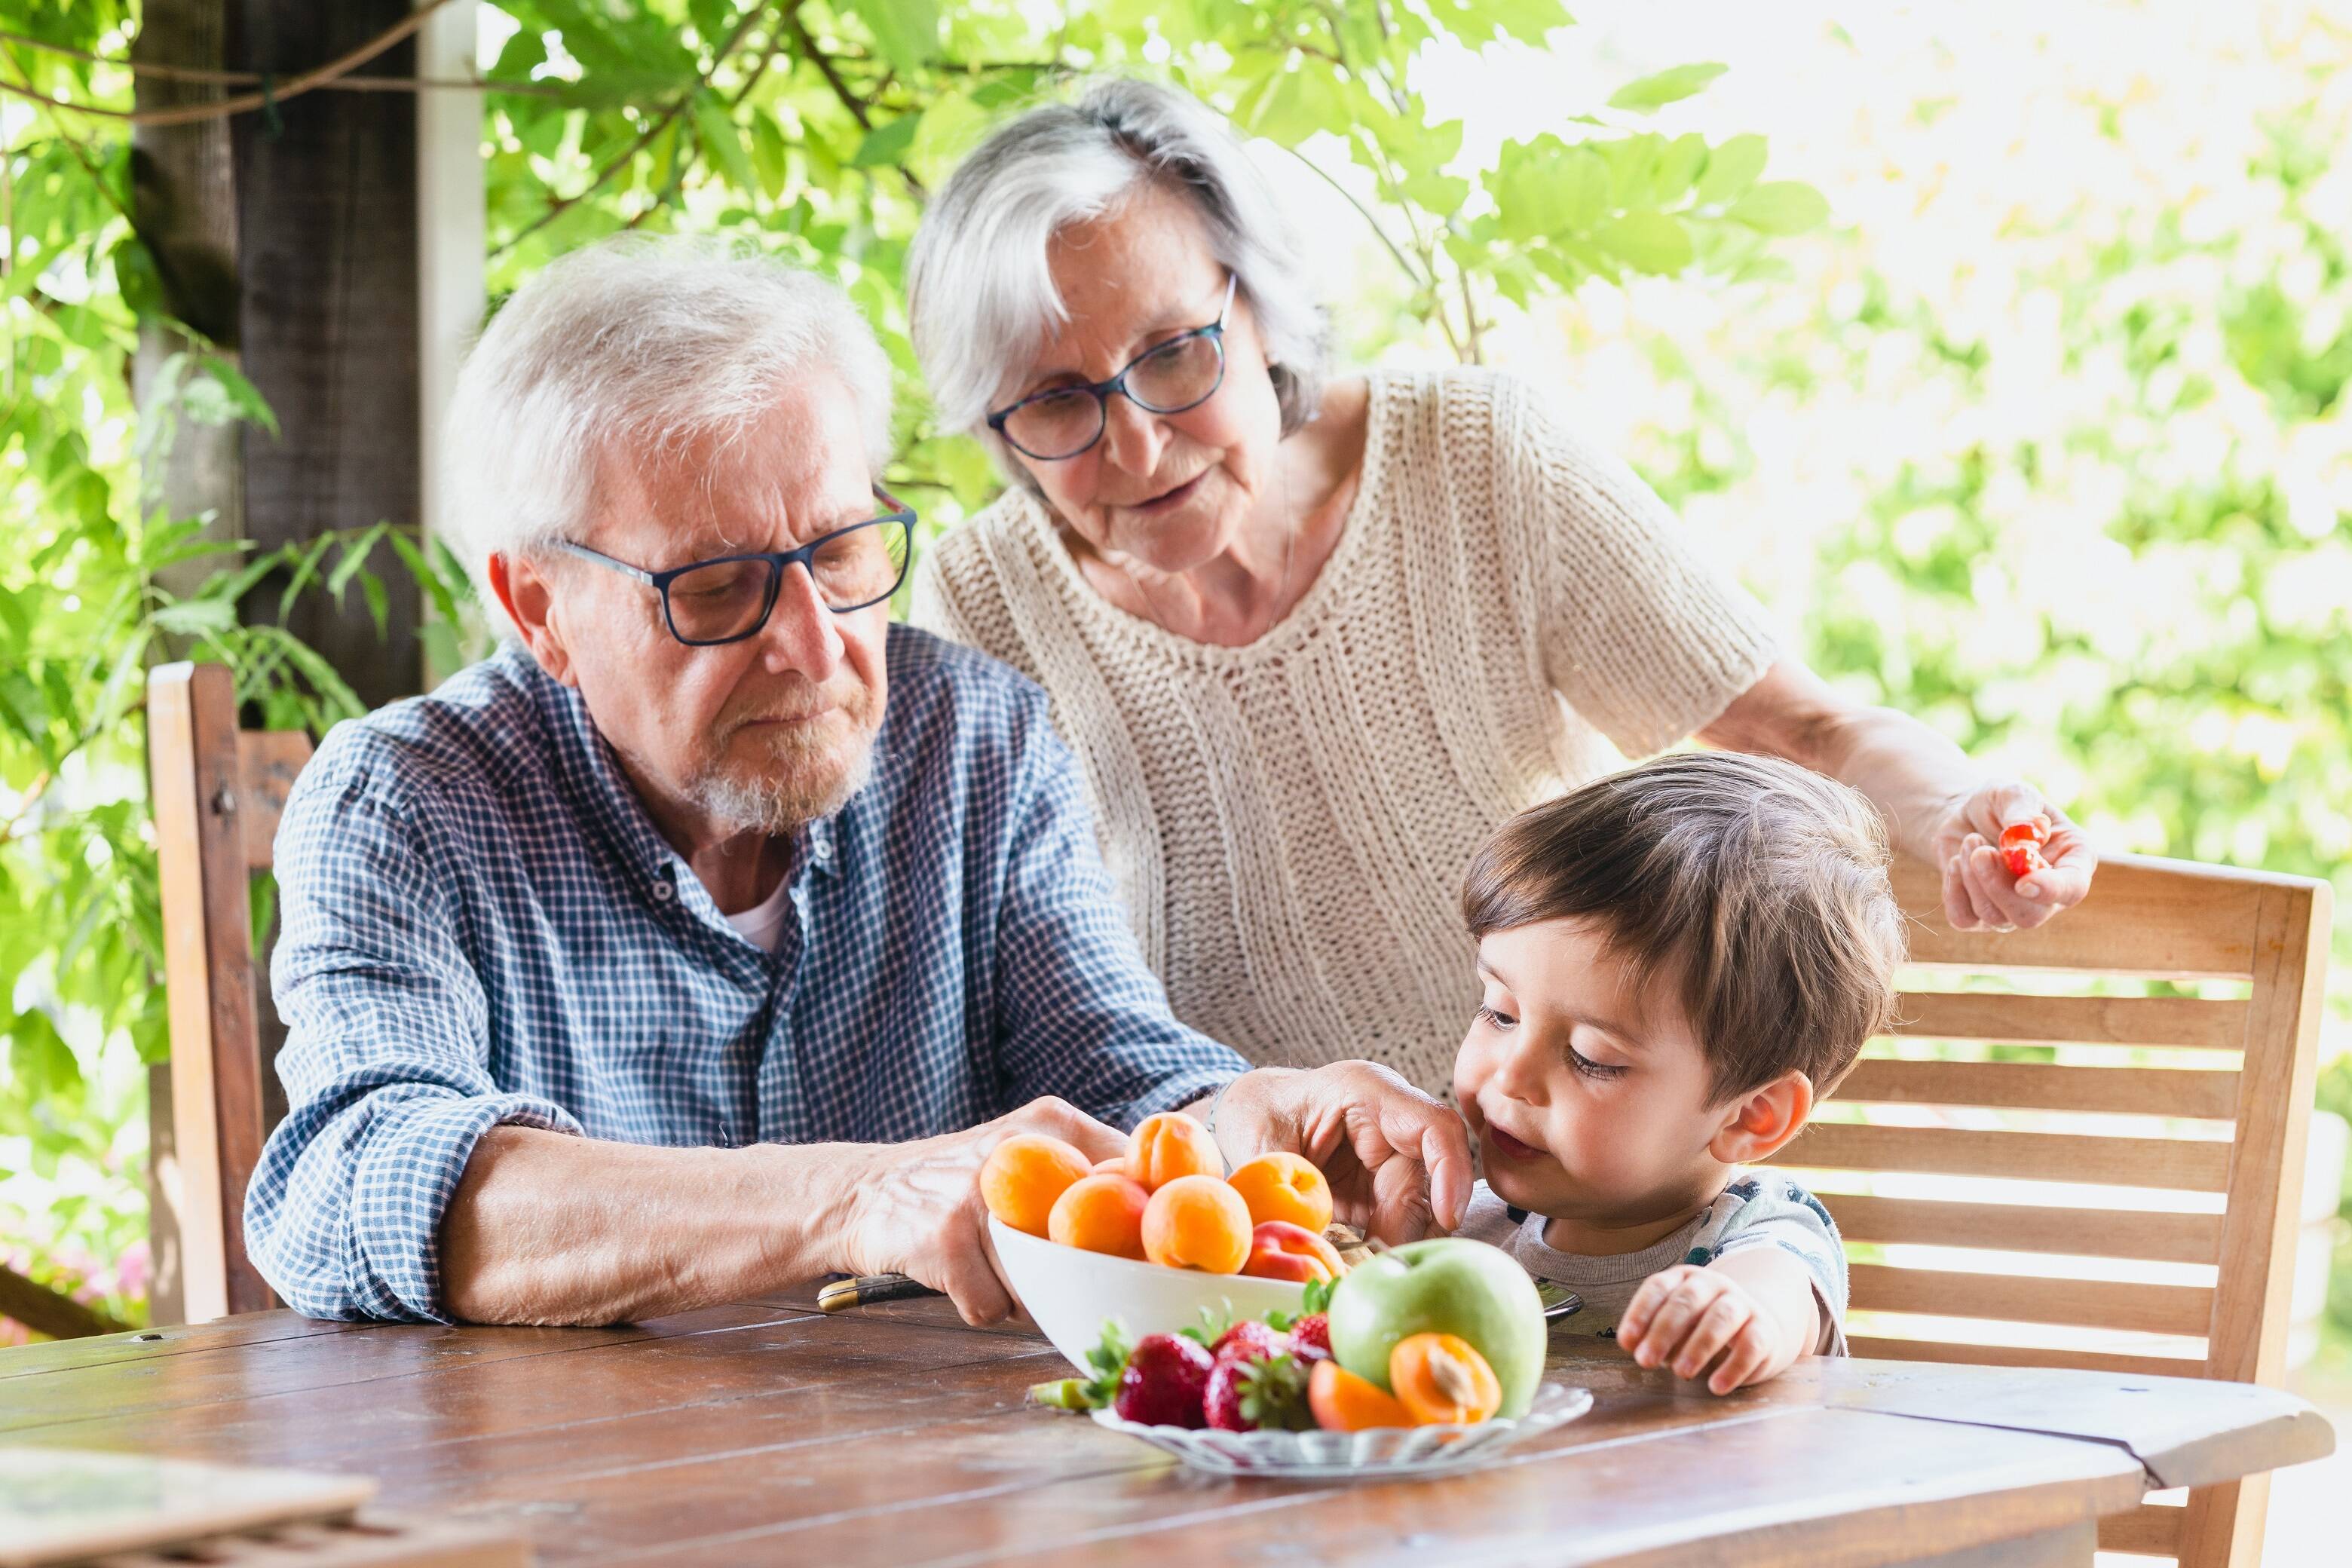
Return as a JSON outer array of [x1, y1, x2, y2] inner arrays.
[[1930, 780, 2098, 933], [1208, 1064, 1475, 1245], [835, 1097, 1129, 1326]]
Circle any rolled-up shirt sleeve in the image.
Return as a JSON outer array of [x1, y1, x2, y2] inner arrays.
[[991, 705, 1246, 1130], [245, 761, 579, 1324]]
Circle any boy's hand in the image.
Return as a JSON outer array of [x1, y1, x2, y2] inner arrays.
[[1618, 1262, 1806, 1395]]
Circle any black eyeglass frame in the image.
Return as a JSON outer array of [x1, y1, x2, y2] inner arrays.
[[554, 485, 917, 648], [985, 274, 1239, 461]]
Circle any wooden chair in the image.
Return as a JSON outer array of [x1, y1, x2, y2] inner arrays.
[[148, 662, 315, 1323], [1767, 851, 2332, 1568]]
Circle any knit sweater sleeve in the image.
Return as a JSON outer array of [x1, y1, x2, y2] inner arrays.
[[1493, 375, 1780, 757]]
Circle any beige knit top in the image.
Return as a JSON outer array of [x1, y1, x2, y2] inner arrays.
[[910, 369, 1778, 1095]]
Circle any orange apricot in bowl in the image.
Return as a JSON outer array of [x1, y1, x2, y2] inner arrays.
[[1048, 1173, 1152, 1260], [1128, 1112, 1224, 1190], [1227, 1151, 1334, 1233], [1308, 1357, 1413, 1432], [1389, 1332, 1503, 1426], [978, 1133, 1094, 1238], [1140, 1174, 1253, 1274]]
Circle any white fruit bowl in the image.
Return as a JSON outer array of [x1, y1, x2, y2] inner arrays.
[[988, 1215, 1306, 1370]]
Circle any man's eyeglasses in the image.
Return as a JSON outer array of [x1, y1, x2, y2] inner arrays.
[[986, 274, 1236, 462], [556, 486, 915, 648]]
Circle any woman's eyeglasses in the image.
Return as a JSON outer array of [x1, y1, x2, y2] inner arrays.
[[986, 274, 1236, 461], [555, 486, 915, 648]]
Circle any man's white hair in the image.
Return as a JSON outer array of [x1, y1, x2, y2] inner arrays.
[[906, 77, 1330, 481], [442, 235, 895, 639]]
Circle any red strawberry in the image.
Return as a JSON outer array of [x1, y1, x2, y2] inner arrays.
[[1114, 1333, 1213, 1429], [1210, 1319, 1289, 1367], [1205, 1352, 1314, 1432], [1287, 1312, 1331, 1361]]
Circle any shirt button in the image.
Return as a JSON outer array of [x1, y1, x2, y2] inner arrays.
[[652, 879, 675, 902]]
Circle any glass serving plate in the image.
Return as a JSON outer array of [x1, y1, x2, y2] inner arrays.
[[1089, 1381, 1594, 1480]]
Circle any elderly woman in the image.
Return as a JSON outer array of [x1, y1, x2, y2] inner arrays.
[[907, 79, 2096, 1096]]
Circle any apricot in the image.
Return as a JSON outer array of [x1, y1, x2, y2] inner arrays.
[[1241, 1220, 1347, 1284], [1048, 1173, 1151, 1260], [1389, 1332, 1502, 1426], [1227, 1152, 1334, 1235], [1128, 1111, 1224, 1190], [1309, 1357, 1413, 1432], [978, 1133, 1093, 1238], [1141, 1174, 1253, 1274], [1092, 1156, 1129, 1175]]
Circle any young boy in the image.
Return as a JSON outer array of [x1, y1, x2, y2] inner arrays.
[[1453, 751, 1906, 1394]]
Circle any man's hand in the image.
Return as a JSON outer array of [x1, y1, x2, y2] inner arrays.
[[1931, 779, 2097, 933], [1208, 1064, 1474, 1245], [835, 1096, 1128, 1327]]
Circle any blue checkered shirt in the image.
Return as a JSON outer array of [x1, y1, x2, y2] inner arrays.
[[245, 631, 1246, 1322]]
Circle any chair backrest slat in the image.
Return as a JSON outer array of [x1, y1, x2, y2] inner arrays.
[[1838, 1058, 2241, 1119], [1824, 1194, 2224, 1264], [1846, 1262, 2216, 1337], [1766, 849, 2331, 1568], [1891, 857, 2270, 980], [1890, 990, 2249, 1049], [1781, 1119, 2234, 1190], [234, 730, 314, 871]]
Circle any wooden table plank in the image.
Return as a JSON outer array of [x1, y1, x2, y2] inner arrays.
[[1814, 1361, 2335, 1489], [0, 1291, 2330, 1568], [0, 1303, 816, 1434]]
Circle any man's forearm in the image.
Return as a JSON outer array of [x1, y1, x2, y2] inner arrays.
[[438, 1127, 864, 1325]]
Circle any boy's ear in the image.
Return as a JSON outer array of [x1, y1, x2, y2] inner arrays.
[[1707, 1070, 1816, 1165]]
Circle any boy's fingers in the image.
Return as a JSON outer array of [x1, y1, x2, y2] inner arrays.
[[1671, 1293, 1750, 1380], [1707, 1327, 1771, 1395], [1618, 1273, 1669, 1345], [1631, 1277, 1712, 1369]]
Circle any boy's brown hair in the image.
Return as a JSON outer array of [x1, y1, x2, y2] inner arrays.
[[1461, 752, 1906, 1103]]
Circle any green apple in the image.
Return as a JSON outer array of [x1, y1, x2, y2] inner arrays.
[[1326, 1239, 1548, 1418]]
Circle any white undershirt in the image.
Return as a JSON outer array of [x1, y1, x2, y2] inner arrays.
[[723, 871, 794, 954]]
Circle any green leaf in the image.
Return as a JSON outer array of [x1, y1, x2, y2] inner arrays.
[[1695, 133, 1769, 204], [151, 599, 238, 635], [749, 109, 792, 201], [691, 93, 759, 200], [853, 0, 939, 76], [1595, 210, 1694, 272], [8, 1009, 80, 1099], [852, 114, 923, 170], [328, 523, 390, 605], [1725, 180, 1830, 234], [1607, 62, 1729, 113]]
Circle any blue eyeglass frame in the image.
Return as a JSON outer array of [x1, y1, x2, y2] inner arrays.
[[555, 485, 917, 648], [985, 274, 1238, 461]]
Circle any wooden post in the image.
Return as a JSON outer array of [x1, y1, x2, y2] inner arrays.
[[229, 0, 425, 708], [133, 0, 246, 1328], [416, 2, 485, 686]]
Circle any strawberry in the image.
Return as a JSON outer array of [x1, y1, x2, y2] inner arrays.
[[1287, 1312, 1332, 1362], [1205, 1352, 1315, 1432], [1209, 1318, 1289, 1367], [1114, 1332, 1214, 1429]]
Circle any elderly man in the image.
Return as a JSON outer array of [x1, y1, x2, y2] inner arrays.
[[245, 237, 1470, 1328]]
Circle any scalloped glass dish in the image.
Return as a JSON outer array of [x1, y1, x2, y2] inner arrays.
[[1089, 1382, 1594, 1480]]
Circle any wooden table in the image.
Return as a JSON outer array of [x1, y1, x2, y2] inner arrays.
[[1, 1283, 2332, 1567]]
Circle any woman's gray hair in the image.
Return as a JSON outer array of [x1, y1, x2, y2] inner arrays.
[[908, 77, 1330, 473], [442, 234, 894, 639]]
